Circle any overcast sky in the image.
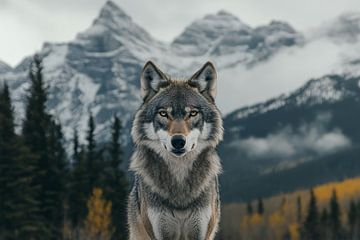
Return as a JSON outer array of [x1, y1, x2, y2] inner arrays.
[[1, 0, 360, 66]]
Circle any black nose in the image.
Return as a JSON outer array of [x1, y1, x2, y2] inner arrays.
[[171, 135, 186, 150]]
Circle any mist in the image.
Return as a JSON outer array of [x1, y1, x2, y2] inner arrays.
[[217, 38, 360, 114], [232, 113, 351, 160]]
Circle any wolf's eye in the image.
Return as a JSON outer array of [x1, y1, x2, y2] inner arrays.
[[189, 110, 198, 117], [158, 110, 168, 118]]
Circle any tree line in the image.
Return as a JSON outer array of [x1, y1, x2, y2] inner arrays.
[[242, 189, 360, 240], [300, 188, 360, 240], [0, 55, 128, 240], [219, 177, 360, 240]]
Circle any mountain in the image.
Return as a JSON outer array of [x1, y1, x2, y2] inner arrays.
[[220, 74, 360, 202], [171, 11, 304, 67], [0, 0, 303, 145], [0, 1, 163, 143], [0, 61, 11, 74], [171, 10, 252, 56], [320, 12, 360, 43], [1, 0, 360, 205]]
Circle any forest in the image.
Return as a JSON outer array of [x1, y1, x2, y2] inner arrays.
[[219, 177, 360, 240], [0, 55, 128, 240]]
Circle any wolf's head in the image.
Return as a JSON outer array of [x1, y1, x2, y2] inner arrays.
[[132, 61, 223, 159]]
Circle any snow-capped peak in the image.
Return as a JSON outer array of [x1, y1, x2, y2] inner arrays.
[[95, 0, 132, 25], [0, 61, 12, 74], [203, 10, 250, 29], [74, 0, 158, 56], [171, 10, 251, 56]]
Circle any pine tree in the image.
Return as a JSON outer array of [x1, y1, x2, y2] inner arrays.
[[103, 116, 128, 240], [46, 120, 69, 238], [329, 189, 342, 240], [320, 208, 329, 225], [86, 112, 98, 192], [302, 189, 320, 240], [320, 208, 329, 240], [348, 199, 357, 239], [73, 129, 80, 163], [23, 55, 50, 159], [0, 83, 42, 238], [257, 198, 264, 215], [0, 83, 15, 233], [246, 201, 253, 215], [22, 55, 68, 238], [22, 55, 51, 237], [69, 130, 88, 230]]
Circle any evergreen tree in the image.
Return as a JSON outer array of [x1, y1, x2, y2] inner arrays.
[[69, 130, 88, 230], [22, 55, 50, 238], [22, 55, 68, 239], [257, 198, 264, 215], [103, 115, 128, 240], [320, 208, 329, 240], [86, 112, 98, 192], [320, 208, 329, 225], [329, 189, 342, 240], [246, 201, 253, 215], [0, 83, 42, 238], [348, 199, 357, 238], [302, 189, 320, 240], [23, 55, 50, 158], [0, 83, 15, 231], [46, 120, 69, 238], [73, 129, 80, 163]]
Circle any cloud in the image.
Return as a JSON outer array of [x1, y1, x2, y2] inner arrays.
[[232, 113, 351, 159], [217, 38, 360, 113]]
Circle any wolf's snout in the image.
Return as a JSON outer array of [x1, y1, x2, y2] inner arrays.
[[171, 135, 186, 150]]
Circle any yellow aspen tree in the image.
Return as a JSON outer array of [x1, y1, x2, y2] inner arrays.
[[84, 188, 113, 240]]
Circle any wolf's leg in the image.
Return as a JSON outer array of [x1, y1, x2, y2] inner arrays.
[[128, 216, 152, 240], [204, 178, 220, 240], [128, 185, 152, 240], [204, 213, 219, 240]]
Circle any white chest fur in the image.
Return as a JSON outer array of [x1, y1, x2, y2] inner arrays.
[[148, 205, 212, 240]]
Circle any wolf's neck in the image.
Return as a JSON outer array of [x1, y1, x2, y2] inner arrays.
[[130, 146, 221, 205]]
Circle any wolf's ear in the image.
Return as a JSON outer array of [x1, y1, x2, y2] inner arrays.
[[188, 61, 217, 101], [140, 61, 169, 100]]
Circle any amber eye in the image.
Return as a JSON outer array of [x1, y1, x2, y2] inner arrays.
[[158, 110, 168, 117], [189, 110, 198, 117]]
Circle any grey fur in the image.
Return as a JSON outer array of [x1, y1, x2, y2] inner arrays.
[[128, 61, 223, 240]]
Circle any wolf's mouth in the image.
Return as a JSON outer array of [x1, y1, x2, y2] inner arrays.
[[171, 149, 185, 156]]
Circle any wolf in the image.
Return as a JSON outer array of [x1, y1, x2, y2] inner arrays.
[[127, 61, 223, 240]]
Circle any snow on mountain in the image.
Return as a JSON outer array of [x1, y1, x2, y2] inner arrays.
[[0, 1, 305, 145], [226, 74, 358, 123], [171, 10, 252, 56], [1, 0, 160, 144], [171, 11, 304, 68], [0, 61, 11, 74]]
